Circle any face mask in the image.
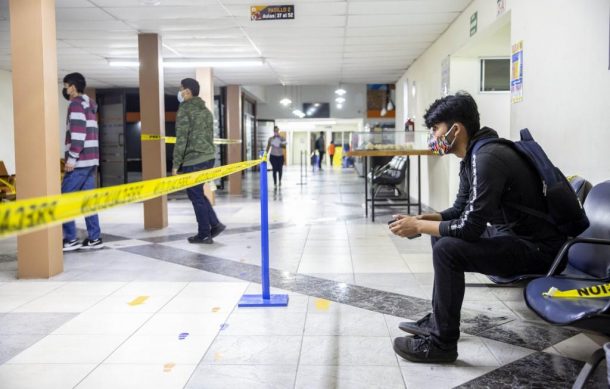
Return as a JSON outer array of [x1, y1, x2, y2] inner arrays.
[[62, 87, 70, 101], [177, 90, 184, 103], [428, 124, 457, 156]]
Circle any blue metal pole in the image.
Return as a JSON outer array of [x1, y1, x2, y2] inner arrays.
[[260, 156, 271, 300]]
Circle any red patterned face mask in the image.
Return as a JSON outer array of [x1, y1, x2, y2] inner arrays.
[[428, 125, 457, 156]]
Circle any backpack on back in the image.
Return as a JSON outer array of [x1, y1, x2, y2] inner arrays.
[[472, 128, 589, 237]]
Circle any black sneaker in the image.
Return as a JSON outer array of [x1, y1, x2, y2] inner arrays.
[[210, 223, 226, 239], [393, 335, 458, 363], [188, 235, 214, 244], [399, 312, 433, 336], [63, 239, 82, 252], [81, 238, 104, 250]]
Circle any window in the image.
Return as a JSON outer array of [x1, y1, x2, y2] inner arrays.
[[480, 58, 510, 92]]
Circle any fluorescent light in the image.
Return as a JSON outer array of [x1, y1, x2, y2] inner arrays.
[[280, 98, 292, 106], [109, 60, 140, 67], [314, 103, 320, 107], [335, 97, 345, 104], [336, 104, 343, 110], [292, 109, 306, 118], [164, 58, 264, 68], [335, 88, 346, 96], [107, 58, 265, 68]]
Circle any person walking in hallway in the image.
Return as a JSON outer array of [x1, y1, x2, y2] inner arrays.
[[267, 126, 286, 188], [315, 131, 325, 170], [172, 78, 226, 244], [328, 140, 335, 167], [61, 72, 104, 251]]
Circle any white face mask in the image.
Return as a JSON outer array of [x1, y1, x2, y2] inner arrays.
[[177, 90, 184, 103]]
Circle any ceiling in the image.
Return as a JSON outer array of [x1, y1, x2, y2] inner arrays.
[[0, 0, 471, 88]]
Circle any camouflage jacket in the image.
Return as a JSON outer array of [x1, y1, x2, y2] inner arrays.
[[172, 96, 215, 170]]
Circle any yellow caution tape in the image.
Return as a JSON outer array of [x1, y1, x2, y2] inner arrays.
[[0, 178, 15, 195], [543, 282, 610, 298], [141, 134, 242, 145], [0, 158, 262, 239]]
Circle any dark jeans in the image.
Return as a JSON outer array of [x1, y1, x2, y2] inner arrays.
[[62, 166, 100, 241], [269, 155, 284, 185], [181, 160, 220, 237], [329, 154, 334, 166], [318, 152, 325, 169], [429, 234, 556, 347]]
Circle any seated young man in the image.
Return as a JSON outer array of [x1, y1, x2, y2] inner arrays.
[[389, 92, 566, 363]]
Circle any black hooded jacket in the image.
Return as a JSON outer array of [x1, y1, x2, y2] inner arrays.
[[438, 127, 566, 253]]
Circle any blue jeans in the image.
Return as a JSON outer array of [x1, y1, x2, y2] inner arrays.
[[181, 160, 220, 237], [62, 166, 101, 241]]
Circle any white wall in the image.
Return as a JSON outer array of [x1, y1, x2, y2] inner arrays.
[[257, 84, 367, 120], [510, 0, 610, 184], [0, 69, 69, 174], [0, 69, 15, 173], [399, 0, 506, 211]]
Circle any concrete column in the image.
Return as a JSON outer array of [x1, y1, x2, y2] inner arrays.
[[10, 0, 63, 278], [138, 33, 168, 229], [195, 68, 215, 205], [225, 85, 242, 195]]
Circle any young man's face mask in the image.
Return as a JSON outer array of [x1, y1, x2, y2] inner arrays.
[[62, 85, 71, 101], [177, 90, 184, 103], [428, 124, 457, 156]]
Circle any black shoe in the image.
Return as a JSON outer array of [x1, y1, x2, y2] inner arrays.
[[188, 235, 214, 244], [393, 335, 457, 363], [63, 239, 82, 252], [399, 312, 433, 336], [81, 238, 104, 250], [210, 223, 226, 238]]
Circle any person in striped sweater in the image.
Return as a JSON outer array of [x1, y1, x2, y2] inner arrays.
[[61, 72, 104, 251]]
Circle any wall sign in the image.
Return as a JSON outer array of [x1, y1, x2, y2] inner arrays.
[[251, 5, 294, 21], [441, 56, 450, 97], [511, 41, 524, 103], [470, 12, 478, 36]]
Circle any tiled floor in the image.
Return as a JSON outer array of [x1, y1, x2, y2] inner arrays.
[[0, 166, 608, 388]]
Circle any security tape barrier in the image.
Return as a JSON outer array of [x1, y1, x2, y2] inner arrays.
[[141, 134, 242, 145], [0, 158, 262, 239], [544, 282, 610, 298]]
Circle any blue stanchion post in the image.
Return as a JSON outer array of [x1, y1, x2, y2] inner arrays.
[[238, 151, 289, 307]]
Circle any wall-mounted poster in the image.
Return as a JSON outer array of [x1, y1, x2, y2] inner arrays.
[[511, 40, 524, 104], [366, 84, 395, 119], [250, 5, 294, 21]]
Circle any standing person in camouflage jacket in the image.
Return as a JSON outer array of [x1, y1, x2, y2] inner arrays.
[[172, 78, 226, 244]]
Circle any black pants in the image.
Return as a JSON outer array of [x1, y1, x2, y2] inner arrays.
[[269, 155, 284, 185], [329, 154, 334, 165], [182, 160, 220, 237], [429, 234, 557, 347], [318, 152, 324, 169]]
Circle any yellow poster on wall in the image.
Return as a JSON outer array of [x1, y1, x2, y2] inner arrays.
[[511, 40, 524, 103]]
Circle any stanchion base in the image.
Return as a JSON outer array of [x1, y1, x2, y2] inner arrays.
[[238, 294, 289, 307]]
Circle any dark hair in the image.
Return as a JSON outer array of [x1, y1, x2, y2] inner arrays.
[[63, 72, 86, 93], [273, 126, 279, 132], [423, 91, 480, 139], [181, 78, 200, 96]]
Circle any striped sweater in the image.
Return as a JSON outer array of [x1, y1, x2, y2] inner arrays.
[[65, 95, 99, 168]]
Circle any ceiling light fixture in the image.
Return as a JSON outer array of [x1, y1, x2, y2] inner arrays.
[[335, 88, 346, 96], [292, 109, 306, 118], [280, 98, 292, 106], [107, 58, 265, 68], [335, 97, 346, 104], [336, 103, 343, 110]]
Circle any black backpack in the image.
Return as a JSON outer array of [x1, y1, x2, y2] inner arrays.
[[472, 128, 589, 237]]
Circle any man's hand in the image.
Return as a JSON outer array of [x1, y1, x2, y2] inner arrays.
[[389, 214, 420, 238], [171, 168, 178, 176], [64, 161, 75, 173], [415, 213, 442, 222]]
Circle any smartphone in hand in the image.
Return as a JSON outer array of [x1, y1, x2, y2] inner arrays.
[[388, 220, 421, 239]]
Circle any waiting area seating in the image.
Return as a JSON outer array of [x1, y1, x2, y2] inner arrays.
[[525, 181, 610, 388]]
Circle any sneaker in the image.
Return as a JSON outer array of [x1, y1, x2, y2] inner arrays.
[[63, 239, 82, 252], [210, 223, 226, 238], [188, 235, 214, 244], [399, 312, 433, 336], [81, 238, 104, 250], [393, 335, 457, 363]]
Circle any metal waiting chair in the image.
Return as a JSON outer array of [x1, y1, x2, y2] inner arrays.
[[524, 181, 610, 388]]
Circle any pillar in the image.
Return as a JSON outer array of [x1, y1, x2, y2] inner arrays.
[[225, 85, 242, 195], [10, 0, 63, 278], [196, 68, 215, 205], [138, 33, 168, 229]]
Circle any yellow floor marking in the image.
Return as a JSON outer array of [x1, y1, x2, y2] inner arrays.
[[211, 307, 221, 313], [163, 362, 175, 372], [127, 296, 149, 306], [214, 352, 223, 361], [314, 298, 331, 311]]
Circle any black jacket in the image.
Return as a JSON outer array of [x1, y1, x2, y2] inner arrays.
[[438, 127, 566, 252]]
